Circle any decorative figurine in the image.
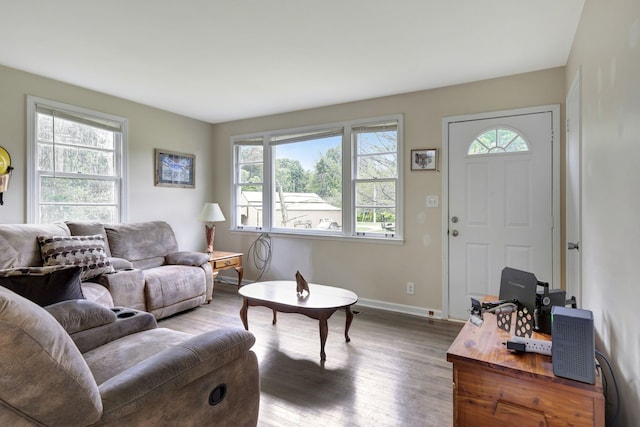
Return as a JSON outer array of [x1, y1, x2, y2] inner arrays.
[[295, 270, 310, 297]]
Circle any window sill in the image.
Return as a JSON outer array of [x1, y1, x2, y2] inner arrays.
[[230, 228, 404, 245]]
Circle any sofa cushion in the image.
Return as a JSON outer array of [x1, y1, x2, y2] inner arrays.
[[83, 327, 193, 385], [131, 256, 166, 270], [0, 286, 102, 425], [0, 234, 19, 269], [143, 265, 206, 311], [105, 221, 179, 261], [0, 265, 85, 307], [38, 234, 115, 280], [65, 221, 112, 256], [0, 223, 71, 267]]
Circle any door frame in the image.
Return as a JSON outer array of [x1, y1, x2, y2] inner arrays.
[[441, 105, 561, 319], [565, 69, 582, 306]]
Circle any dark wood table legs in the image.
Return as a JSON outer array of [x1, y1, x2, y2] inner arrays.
[[240, 297, 354, 361], [345, 305, 353, 342]]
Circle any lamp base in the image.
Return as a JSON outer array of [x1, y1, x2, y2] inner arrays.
[[205, 224, 216, 254]]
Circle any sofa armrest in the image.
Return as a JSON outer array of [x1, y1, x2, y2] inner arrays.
[[45, 300, 157, 353], [98, 328, 257, 421], [72, 307, 157, 353], [201, 261, 214, 303], [109, 256, 133, 270], [98, 269, 146, 311], [46, 299, 117, 334], [165, 251, 209, 267]]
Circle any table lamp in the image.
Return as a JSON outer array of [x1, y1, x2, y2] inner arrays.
[[198, 202, 226, 254]]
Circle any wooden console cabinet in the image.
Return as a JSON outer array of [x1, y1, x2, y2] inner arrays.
[[447, 308, 604, 426]]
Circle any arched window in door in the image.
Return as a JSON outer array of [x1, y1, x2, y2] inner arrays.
[[468, 127, 529, 155]]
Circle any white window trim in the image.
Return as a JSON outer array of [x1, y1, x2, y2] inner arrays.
[[231, 114, 403, 242], [26, 96, 129, 224]]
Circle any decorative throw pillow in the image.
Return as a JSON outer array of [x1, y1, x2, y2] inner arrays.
[[38, 234, 115, 281], [0, 265, 85, 307]]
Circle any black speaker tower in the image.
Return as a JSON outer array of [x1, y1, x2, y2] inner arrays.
[[551, 306, 595, 384]]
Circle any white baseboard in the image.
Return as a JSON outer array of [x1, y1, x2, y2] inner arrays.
[[216, 275, 244, 286], [354, 297, 443, 319], [217, 277, 443, 319]]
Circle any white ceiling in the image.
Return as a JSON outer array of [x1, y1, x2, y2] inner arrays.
[[0, 1, 584, 124]]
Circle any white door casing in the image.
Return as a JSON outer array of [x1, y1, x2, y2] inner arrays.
[[566, 70, 582, 307], [442, 106, 560, 320]]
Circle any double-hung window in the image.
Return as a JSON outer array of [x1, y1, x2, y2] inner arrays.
[[232, 115, 402, 240], [353, 121, 399, 236], [27, 96, 128, 223]]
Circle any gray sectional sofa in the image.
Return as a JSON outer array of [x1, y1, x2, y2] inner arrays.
[[0, 220, 214, 319], [0, 283, 260, 426]]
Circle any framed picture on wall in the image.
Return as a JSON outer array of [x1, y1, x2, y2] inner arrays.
[[411, 148, 437, 171], [154, 149, 195, 188]]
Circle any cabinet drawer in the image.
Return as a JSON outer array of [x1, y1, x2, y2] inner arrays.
[[453, 364, 601, 427], [213, 257, 240, 269]]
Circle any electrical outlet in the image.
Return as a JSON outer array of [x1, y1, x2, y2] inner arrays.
[[407, 282, 415, 295]]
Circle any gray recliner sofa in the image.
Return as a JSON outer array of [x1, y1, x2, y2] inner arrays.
[[0, 221, 214, 319], [0, 286, 260, 426]]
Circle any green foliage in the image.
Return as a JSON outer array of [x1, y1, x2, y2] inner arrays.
[[41, 177, 114, 203], [357, 210, 395, 222], [275, 158, 309, 193], [308, 146, 342, 207]]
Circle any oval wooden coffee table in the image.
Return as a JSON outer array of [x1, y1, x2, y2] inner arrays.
[[239, 280, 358, 361]]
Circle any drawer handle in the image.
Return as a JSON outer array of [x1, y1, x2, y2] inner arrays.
[[224, 260, 231, 266]]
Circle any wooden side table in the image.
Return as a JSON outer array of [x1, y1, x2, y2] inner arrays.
[[446, 300, 605, 426], [209, 251, 243, 288]]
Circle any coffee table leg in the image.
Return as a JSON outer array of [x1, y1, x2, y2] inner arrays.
[[345, 306, 353, 342], [319, 315, 329, 361], [240, 298, 249, 330]]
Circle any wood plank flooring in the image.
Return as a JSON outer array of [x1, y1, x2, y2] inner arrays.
[[158, 283, 463, 427]]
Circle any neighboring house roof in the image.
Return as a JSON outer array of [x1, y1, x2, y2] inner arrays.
[[241, 191, 340, 212]]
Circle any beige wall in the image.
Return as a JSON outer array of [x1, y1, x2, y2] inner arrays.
[[0, 65, 214, 250], [566, 0, 640, 424], [211, 67, 565, 313]]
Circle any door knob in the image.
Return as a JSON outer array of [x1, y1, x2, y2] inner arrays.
[[568, 242, 580, 250], [451, 230, 459, 237]]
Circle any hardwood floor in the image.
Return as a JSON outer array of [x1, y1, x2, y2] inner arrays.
[[159, 283, 463, 427]]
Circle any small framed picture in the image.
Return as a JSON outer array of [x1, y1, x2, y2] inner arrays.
[[411, 148, 437, 171], [154, 149, 195, 188]]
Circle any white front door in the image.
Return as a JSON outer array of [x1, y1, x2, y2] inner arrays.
[[566, 71, 582, 307], [446, 107, 558, 320]]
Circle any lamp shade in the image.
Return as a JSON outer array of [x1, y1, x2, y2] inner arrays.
[[198, 203, 226, 223]]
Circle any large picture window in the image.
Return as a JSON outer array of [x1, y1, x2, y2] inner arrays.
[[232, 115, 402, 240], [27, 96, 128, 223]]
